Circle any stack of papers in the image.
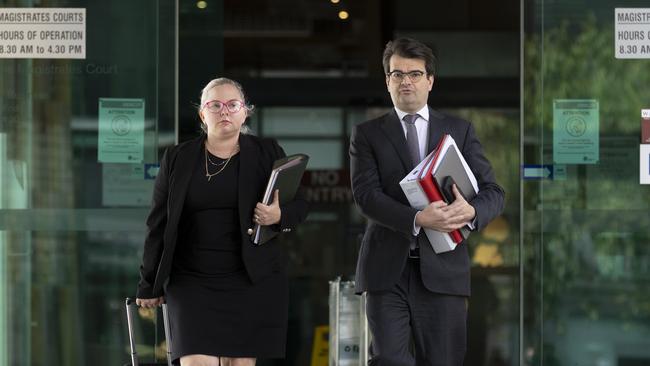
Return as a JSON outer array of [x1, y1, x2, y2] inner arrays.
[[399, 134, 478, 253]]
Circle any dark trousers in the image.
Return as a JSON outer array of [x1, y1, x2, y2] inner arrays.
[[366, 258, 467, 366]]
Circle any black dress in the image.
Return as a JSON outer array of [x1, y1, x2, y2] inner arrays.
[[165, 150, 288, 362]]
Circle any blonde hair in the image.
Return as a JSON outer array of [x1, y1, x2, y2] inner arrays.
[[198, 77, 255, 134]]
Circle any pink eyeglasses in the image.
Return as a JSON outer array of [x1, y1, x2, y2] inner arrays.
[[202, 99, 244, 114]]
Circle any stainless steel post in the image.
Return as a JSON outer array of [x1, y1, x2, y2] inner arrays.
[[125, 298, 139, 366]]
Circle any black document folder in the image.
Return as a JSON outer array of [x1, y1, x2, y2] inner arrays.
[[432, 145, 477, 239], [252, 153, 309, 245]]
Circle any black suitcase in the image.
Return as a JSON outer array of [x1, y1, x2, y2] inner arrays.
[[124, 297, 173, 366]]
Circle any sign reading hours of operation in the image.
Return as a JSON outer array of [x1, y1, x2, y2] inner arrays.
[[0, 8, 85, 59], [615, 8, 650, 59]]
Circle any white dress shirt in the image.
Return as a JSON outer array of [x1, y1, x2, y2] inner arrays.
[[394, 105, 430, 236], [395, 105, 429, 163]]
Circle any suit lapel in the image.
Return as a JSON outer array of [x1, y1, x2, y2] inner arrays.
[[238, 134, 258, 233], [426, 107, 446, 155], [380, 110, 413, 170], [168, 136, 203, 228]]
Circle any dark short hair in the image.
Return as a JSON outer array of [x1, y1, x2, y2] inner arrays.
[[382, 38, 436, 76]]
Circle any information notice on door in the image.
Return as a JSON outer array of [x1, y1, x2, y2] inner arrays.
[[553, 99, 599, 165], [98, 98, 145, 164], [615, 8, 650, 59], [0, 8, 85, 59]]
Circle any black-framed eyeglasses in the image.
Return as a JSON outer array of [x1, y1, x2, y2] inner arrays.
[[386, 70, 426, 83], [202, 99, 244, 114]]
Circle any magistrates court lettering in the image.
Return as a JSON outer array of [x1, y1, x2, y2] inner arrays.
[[0, 8, 86, 59], [0, 11, 83, 22], [615, 8, 650, 59], [617, 12, 650, 23]]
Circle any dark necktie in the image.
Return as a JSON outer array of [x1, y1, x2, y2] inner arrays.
[[404, 114, 421, 255], [403, 114, 420, 168]]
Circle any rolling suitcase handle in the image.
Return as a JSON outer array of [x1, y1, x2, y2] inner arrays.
[[125, 297, 173, 366]]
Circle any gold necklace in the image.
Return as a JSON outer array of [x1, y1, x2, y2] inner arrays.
[[206, 153, 227, 167], [205, 143, 239, 181]]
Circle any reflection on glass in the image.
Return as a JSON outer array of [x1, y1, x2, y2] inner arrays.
[[277, 140, 342, 170], [0, 1, 175, 365], [524, 3, 650, 365], [263, 108, 342, 137]]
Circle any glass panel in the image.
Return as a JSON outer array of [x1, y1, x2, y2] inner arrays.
[[441, 108, 520, 264], [246, 111, 260, 136], [0, 1, 176, 365], [346, 107, 392, 136], [277, 139, 343, 169], [263, 107, 342, 137], [442, 108, 520, 365], [523, 1, 650, 365]]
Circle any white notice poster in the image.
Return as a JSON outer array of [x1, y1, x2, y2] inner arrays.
[[615, 8, 650, 59], [102, 164, 153, 206], [0, 8, 86, 59], [640, 144, 650, 184]]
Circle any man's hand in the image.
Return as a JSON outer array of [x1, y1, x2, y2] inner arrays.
[[254, 189, 282, 226], [416, 184, 475, 232]]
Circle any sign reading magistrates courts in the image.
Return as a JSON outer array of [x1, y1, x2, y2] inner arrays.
[[0, 8, 85, 59], [615, 8, 650, 59]]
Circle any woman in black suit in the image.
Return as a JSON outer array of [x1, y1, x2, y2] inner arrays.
[[135, 78, 308, 366]]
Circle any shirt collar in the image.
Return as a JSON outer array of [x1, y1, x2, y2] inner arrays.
[[394, 105, 430, 123]]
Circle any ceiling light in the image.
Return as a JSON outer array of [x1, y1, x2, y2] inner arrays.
[[338, 10, 349, 20], [196, 1, 207, 9]]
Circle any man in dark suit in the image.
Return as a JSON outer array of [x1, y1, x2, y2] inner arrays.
[[349, 38, 505, 366]]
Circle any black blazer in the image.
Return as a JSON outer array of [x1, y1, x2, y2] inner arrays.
[[349, 108, 505, 296], [137, 134, 309, 299]]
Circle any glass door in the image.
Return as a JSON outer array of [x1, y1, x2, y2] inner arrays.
[[522, 1, 650, 365], [0, 0, 176, 365]]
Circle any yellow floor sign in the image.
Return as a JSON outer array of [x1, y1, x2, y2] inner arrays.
[[311, 325, 329, 366]]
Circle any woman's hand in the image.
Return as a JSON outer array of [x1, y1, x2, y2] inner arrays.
[[136, 296, 165, 308], [253, 190, 282, 226]]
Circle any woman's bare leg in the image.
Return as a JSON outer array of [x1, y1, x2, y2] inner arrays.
[[180, 354, 221, 366], [219, 357, 256, 366]]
